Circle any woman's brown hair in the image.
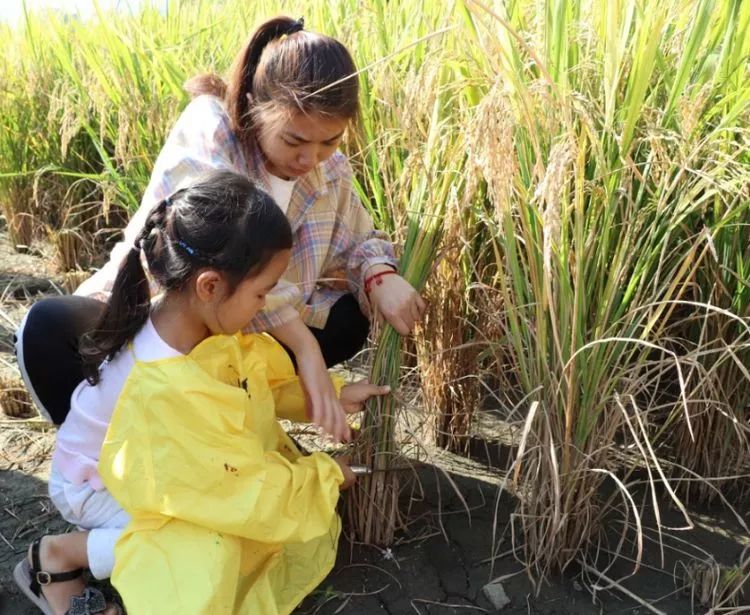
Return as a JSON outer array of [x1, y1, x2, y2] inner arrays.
[[185, 16, 360, 147]]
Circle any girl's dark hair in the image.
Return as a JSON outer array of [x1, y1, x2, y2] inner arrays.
[[80, 169, 292, 384], [184, 16, 360, 146]]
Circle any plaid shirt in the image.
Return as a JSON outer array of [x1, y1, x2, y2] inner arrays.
[[76, 95, 396, 331]]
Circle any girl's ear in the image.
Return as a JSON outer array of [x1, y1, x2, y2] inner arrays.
[[194, 270, 226, 303]]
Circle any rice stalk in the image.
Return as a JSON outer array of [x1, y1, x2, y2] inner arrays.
[[346, 53, 472, 543]]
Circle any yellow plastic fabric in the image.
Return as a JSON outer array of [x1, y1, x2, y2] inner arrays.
[[98, 333, 344, 614]]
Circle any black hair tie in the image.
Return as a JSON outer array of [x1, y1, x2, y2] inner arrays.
[[286, 17, 304, 35]]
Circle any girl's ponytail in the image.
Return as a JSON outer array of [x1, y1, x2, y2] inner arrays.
[[80, 199, 168, 385]]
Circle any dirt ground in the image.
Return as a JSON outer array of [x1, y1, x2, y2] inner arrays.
[[1, 226, 748, 614]]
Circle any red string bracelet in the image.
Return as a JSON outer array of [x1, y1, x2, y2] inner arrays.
[[364, 269, 398, 294]]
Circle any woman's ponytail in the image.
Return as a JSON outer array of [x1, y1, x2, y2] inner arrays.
[[226, 16, 304, 141], [184, 18, 301, 103]]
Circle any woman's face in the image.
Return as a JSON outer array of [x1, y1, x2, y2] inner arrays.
[[256, 110, 348, 180]]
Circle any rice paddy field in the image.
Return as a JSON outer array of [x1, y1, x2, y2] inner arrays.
[[1, 0, 749, 613]]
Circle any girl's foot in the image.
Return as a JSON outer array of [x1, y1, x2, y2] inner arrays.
[[13, 536, 120, 615]]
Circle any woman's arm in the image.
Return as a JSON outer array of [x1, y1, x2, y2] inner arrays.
[[328, 166, 426, 335], [364, 263, 427, 335]]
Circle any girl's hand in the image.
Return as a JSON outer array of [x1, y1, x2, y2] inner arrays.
[[269, 315, 350, 443], [367, 267, 426, 336], [335, 456, 356, 491], [340, 380, 391, 414], [297, 352, 351, 443]]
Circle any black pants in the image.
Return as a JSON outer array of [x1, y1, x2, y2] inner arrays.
[[14, 294, 369, 425]]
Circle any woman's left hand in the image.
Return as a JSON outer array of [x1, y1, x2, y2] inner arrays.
[[340, 380, 391, 414], [367, 267, 426, 336]]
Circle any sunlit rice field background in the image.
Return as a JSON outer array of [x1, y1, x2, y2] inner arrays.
[[1, 0, 748, 609]]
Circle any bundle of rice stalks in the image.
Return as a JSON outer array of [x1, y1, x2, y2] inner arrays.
[[1, 185, 36, 252], [416, 200, 482, 453], [346, 79, 470, 544], [47, 200, 103, 272], [0, 376, 35, 419], [50, 228, 86, 272]]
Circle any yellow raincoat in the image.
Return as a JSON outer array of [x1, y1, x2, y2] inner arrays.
[[98, 333, 344, 614]]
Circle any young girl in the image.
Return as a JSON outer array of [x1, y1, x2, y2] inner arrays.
[[15, 15, 425, 442], [14, 170, 389, 615]]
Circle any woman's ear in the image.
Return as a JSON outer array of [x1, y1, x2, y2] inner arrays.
[[194, 270, 225, 303]]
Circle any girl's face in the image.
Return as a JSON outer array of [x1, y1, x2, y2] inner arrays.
[[199, 249, 291, 335], [256, 110, 349, 180]]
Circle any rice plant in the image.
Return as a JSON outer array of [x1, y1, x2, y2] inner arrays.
[[346, 59, 475, 543], [463, 0, 750, 577], [668, 206, 750, 505]]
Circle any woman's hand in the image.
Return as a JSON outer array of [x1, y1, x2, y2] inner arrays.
[[270, 315, 350, 443], [366, 265, 426, 336], [340, 380, 391, 414]]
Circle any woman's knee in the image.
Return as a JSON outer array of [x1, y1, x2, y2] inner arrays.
[[17, 295, 104, 348], [317, 294, 370, 365], [15, 295, 105, 424]]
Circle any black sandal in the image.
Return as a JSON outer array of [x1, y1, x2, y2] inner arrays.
[[13, 537, 121, 615]]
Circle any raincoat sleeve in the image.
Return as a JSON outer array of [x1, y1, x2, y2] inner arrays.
[[100, 368, 344, 545], [255, 333, 345, 423], [269, 375, 345, 424]]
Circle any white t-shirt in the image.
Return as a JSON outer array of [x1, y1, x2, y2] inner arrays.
[[266, 173, 297, 214], [52, 318, 183, 490]]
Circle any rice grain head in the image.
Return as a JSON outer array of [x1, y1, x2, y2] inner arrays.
[[535, 136, 574, 278], [470, 82, 515, 218]]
